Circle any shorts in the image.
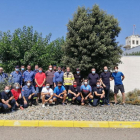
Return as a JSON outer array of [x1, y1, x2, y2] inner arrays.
[[45, 96, 53, 101], [36, 87, 43, 93], [114, 84, 125, 94], [53, 94, 63, 101]]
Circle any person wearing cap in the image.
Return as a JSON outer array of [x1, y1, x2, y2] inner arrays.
[[53, 66, 64, 87], [53, 65, 57, 72], [100, 66, 112, 105], [80, 79, 93, 106], [35, 67, 46, 103], [93, 81, 105, 107], [1, 85, 16, 112], [0, 67, 8, 83], [68, 81, 81, 104], [74, 68, 83, 87], [9, 66, 22, 87], [21, 80, 37, 108], [23, 65, 35, 84], [45, 65, 55, 89], [87, 68, 99, 90], [63, 67, 74, 92], [111, 66, 125, 106]]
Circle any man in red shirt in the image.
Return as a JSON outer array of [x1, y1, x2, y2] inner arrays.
[[35, 67, 46, 103], [11, 83, 24, 110]]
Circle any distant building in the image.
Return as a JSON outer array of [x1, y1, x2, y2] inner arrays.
[[124, 35, 140, 50]]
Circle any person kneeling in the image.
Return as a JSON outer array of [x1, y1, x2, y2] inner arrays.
[[93, 81, 105, 107], [68, 81, 81, 104], [41, 82, 53, 108], [1, 85, 16, 112], [80, 79, 93, 106], [11, 83, 24, 110], [53, 81, 67, 105], [21, 80, 37, 108]]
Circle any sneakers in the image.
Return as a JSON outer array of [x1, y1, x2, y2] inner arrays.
[[42, 104, 45, 108], [122, 103, 126, 107], [114, 103, 117, 106], [47, 104, 49, 107], [62, 103, 66, 106], [20, 106, 24, 110]]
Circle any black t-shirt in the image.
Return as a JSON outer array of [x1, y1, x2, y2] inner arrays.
[[69, 86, 80, 94], [74, 74, 83, 86], [100, 72, 112, 86], [87, 73, 99, 87], [0, 91, 13, 101], [94, 87, 104, 98]]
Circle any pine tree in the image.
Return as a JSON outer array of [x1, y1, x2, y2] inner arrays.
[[62, 5, 123, 75]]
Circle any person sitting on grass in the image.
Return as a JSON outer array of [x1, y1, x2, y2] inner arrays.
[[21, 80, 37, 108], [80, 79, 93, 106], [11, 83, 24, 110], [53, 81, 67, 105], [41, 82, 53, 108], [0, 85, 16, 112], [93, 81, 105, 107], [68, 81, 81, 104]]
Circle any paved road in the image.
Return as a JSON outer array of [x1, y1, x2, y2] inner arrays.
[[0, 127, 140, 140]]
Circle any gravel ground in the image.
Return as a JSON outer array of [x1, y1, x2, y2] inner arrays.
[[0, 103, 140, 121]]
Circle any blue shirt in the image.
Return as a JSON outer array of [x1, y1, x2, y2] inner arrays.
[[10, 71, 22, 85], [23, 70, 35, 82], [34, 70, 39, 75], [21, 85, 36, 97], [112, 71, 124, 85], [53, 71, 64, 84], [54, 86, 65, 95], [80, 85, 92, 96], [0, 73, 8, 83]]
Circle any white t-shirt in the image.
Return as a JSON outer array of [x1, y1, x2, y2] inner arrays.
[[41, 87, 53, 97]]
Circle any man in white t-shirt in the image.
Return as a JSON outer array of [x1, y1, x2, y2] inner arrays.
[[41, 82, 53, 108]]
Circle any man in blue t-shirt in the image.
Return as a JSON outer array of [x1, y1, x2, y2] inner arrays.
[[80, 79, 93, 106], [53, 81, 67, 105], [111, 66, 125, 106]]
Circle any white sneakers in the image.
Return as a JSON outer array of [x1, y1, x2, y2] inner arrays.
[[42, 104, 45, 108]]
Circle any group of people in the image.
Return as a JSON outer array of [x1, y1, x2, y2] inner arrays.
[[0, 64, 125, 113]]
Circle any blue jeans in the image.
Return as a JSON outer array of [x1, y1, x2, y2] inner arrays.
[[2, 99, 16, 110], [36, 87, 43, 93], [93, 97, 104, 106]]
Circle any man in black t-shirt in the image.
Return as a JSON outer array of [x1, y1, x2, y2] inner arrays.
[[68, 81, 81, 103], [100, 66, 112, 105], [93, 81, 105, 107], [1, 86, 16, 112], [74, 68, 83, 87]]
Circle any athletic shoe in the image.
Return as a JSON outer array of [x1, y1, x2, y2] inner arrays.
[[42, 104, 45, 108], [20, 106, 24, 110], [62, 103, 66, 106], [122, 103, 126, 107]]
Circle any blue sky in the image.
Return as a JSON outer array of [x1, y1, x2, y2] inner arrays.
[[0, 0, 140, 46]]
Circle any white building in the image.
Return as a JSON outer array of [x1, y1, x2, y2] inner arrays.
[[124, 35, 140, 50]]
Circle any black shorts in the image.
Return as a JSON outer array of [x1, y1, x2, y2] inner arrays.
[[114, 84, 125, 94]]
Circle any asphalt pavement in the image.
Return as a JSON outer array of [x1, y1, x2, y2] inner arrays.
[[0, 127, 140, 140]]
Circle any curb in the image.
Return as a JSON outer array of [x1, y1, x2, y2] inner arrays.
[[0, 120, 140, 128]]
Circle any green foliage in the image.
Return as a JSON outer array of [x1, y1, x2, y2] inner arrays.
[[125, 51, 140, 56], [62, 5, 123, 74], [0, 26, 64, 72], [125, 89, 140, 105]]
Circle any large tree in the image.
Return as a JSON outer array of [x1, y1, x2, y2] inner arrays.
[[62, 5, 123, 75], [0, 26, 64, 72]]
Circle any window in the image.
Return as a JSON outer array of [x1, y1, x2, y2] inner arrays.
[[132, 40, 135, 44], [136, 40, 139, 45]]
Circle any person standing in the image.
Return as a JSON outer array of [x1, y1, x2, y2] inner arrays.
[[74, 68, 83, 87], [35, 67, 46, 103], [23, 65, 35, 85], [111, 66, 125, 106], [100, 66, 112, 105], [53, 65, 57, 72], [53, 66, 64, 87], [34, 65, 39, 75], [87, 68, 99, 90], [9, 66, 22, 87], [21, 65, 25, 86], [63, 67, 74, 92], [0, 67, 8, 83], [45, 65, 55, 89]]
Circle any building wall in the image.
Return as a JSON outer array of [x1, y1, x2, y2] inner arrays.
[[110, 56, 140, 93], [123, 45, 140, 55]]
